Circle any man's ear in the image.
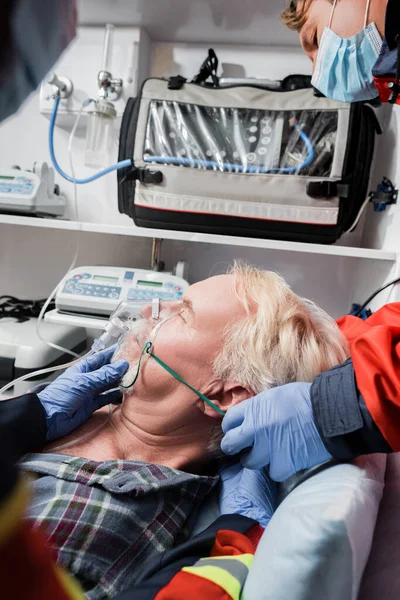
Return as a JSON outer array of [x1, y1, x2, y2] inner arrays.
[[203, 381, 254, 419]]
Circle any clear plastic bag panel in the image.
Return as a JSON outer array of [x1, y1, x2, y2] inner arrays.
[[144, 100, 338, 177]]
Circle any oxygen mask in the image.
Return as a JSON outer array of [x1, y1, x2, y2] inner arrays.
[[116, 301, 185, 389], [113, 298, 225, 416]]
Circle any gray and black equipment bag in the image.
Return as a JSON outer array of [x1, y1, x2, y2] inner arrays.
[[118, 76, 381, 244]]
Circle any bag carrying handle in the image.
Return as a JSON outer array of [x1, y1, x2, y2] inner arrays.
[[192, 48, 220, 87]]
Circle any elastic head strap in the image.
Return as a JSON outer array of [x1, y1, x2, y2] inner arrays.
[[146, 343, 225, 416], [328, 0, 338, 29], [119, 341, 149, 389], [364, 0, 372, 28], [329, 0, 371, 31]]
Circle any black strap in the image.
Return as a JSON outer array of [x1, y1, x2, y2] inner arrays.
[[388, 35, 400, 105], [192, 48, 219, 87], [385, 0, 400, 51], [120, 167, 163, 185], [281, 74, 312, 91], [306, 180, 350, 199], [168, 75, 187, 90]]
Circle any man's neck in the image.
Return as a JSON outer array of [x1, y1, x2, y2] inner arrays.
[[45, 404, 217, 473]]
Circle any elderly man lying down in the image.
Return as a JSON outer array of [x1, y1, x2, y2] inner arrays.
[[20, 262, 349, 598]]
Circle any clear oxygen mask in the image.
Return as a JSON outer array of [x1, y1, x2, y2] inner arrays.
[[112, 299, 225, 416], [113, 302, 185, 389]]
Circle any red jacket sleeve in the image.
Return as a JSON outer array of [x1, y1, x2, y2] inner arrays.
[[337, 303, 400, 451]]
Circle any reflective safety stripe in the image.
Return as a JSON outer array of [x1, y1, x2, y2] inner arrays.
[[196, 558, 249, 581], [199, 554, 254, 570], [182, 553, 254, 600]]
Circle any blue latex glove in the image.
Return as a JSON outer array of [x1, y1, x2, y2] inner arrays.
[[221, 382, 332, 482], [37, 346, 129, 441], [218, 460, 276, 528]]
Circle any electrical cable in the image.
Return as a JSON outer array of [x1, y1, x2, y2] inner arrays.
[[49, 96, 132, 184], [354, 276, 400, 317], [0, 354, 83, 396], [35, 101, 89, 359], [344, 195, 371, 234], [0, 296, 55, 321]]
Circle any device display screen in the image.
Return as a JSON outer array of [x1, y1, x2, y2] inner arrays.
[[137, 280, 163, 288], [0, 176, 14, 180], [93, 275, 119, 283]]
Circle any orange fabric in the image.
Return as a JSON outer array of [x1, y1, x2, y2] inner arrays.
[[337, 303, 400, 450], [0, 520, 75, 600], [373, 77, 400, 105], [210, 529, 257, 557], [240, 523, 264, 548], [155, 528, 259, 599], [154, 570, 229, 600]]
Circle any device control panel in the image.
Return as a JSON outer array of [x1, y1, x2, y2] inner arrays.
[[0, 172, 39, 200], [57, 266, 188, 317]]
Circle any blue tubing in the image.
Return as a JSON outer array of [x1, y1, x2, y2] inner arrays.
[[144, 124, 315, 174], [49, 96, 132, 184]]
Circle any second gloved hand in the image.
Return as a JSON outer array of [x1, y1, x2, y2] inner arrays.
[[221, 382, 332, 482], [218, 461, 276, 528], [38, 346, 128, 441]]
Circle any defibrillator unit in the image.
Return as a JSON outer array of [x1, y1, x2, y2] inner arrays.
[[117, 76, 380, 244]]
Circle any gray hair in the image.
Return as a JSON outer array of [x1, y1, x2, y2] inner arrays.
[[208, 261, 349, 455]]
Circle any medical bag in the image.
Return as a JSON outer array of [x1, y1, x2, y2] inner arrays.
[[117, 76, 381, 244]]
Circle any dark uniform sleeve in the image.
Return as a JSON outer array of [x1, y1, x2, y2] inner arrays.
[[385, 0, 400, 50], [0, 395, 85, 599], [310, 359, 392, 460], [0, 394, 47, 502]]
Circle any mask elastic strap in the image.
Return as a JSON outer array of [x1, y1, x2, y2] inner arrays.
[[328, 0, 338, 29], [146, 342, 225, 416], [364, 0, 372, 28], [120, 341, 149, 389]]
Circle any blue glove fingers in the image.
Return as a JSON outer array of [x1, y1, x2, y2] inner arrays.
[[91, 388, 123, 412], [219, 466, 276, 527], [81, 360, 129, 393], [221, 401, 247, 434], [240, 446, 270, 471], [220, 423, 254, 456], [74, 345, 119, 374]]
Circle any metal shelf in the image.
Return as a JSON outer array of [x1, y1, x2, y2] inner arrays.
[[0, 214, 396, 261]]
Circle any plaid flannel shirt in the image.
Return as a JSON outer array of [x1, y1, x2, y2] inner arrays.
[[20, 453, 217, 599]]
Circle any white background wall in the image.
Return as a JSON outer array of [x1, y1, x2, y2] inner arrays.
[[0, 15, 399, 319]]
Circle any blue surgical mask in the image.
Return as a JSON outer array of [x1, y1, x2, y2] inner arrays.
[[311, 0, 382, 103]]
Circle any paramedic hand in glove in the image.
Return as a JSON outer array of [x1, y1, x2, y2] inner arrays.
[[35, 346, 129, 441], [1, 346, 128, 448], [222, 303, 400, 482]]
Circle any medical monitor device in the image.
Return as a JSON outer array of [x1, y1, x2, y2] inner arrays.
[[0, 163, 65, 217], [45, 266, 189, 330]]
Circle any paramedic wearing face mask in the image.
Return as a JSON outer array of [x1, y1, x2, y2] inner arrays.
[[1, 1, 400, 596], [281, 0, 400, 105]]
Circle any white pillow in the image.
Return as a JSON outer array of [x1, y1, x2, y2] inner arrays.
[[242, 455, 386, 600]]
